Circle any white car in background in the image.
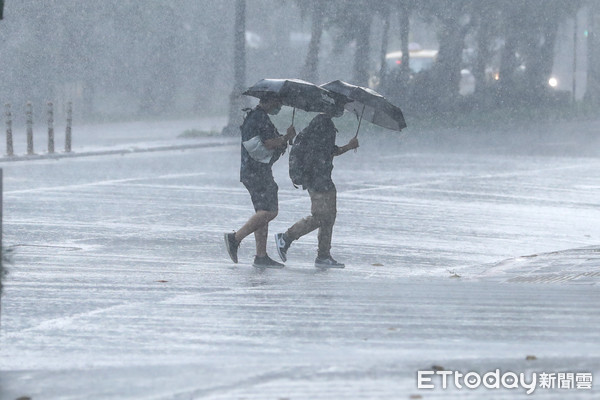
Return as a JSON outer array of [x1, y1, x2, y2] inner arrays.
[[373, 49, 475, 96]]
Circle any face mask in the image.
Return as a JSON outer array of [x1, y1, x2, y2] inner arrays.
[[268, 105, 282, 115], [327, 107, 343, 118]]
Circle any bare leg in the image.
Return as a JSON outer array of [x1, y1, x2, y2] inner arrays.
[[235, 210, 277, 256], [254, 222, 269, 257]]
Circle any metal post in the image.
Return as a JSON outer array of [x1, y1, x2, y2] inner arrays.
[[5, 104, 13, 157], [0, 168, 3, 324], [0, 168, 3, 270], [573, 13, 578, 103], [26, 102, 34, 155], [47, 102, 54, 154], [65, 102, 72, 153], [0, 168, 4, 321]]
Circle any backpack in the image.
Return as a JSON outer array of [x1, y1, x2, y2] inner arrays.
[[288, 130, 309, 187]]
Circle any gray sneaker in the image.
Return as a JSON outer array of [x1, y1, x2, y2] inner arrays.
[[253, 255, 284, 269], [224, 232, 239, 263], [274, 233, 292, 262], [315, 256, 345, 269]]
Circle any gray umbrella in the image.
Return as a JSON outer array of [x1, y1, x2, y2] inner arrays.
[[243, 79, 338, 123], [321, 80, 407, 136]]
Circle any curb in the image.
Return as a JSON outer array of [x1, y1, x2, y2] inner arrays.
[[0, 141, 234, 163]]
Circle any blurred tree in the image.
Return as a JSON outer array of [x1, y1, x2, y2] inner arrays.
[[497, 1, 523, 100], [222, 0, 247, 136], [375, 1, 391, 89], [397, 1, 417, 85], [351, 1, 373, 86], [497, 0, 582, 104], [297, 0, 326, 83], [418, 0, 475, 110], [327, 0, 373, 86], [381, 0, 418, 98], [585, 0, 600, 104], [470, 2, 503, 95]]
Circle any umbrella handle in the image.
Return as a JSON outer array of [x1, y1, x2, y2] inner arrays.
[[354, 105, 365, 152], [354, 104, 365, 138], [289, 108, 296, 145]]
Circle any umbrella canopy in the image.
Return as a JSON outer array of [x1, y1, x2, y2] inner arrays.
[[321, 80, 406, 132], [243, 78, 338, 114]]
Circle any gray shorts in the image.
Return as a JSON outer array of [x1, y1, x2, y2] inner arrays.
[[243, 178, 278, 212]]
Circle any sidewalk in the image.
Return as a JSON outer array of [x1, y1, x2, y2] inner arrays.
[[0, 116, 233, 162]]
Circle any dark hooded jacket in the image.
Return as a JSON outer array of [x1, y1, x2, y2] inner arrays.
[[301, 114, 340, 192]]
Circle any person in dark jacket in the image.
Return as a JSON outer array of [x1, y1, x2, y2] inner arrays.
[[224, 94, 296, 268], [274, 104, 358, 268]]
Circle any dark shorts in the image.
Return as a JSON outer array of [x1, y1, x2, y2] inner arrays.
[[242, 178, 278, 212]]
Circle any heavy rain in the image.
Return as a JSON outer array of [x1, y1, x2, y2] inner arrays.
[[0, 1, 599, 398]]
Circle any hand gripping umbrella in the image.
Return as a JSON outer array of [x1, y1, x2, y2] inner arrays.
[[320, 80, 406, 138], [244, 78, 338, 126]]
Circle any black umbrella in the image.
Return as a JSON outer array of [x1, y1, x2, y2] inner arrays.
[[321, 80, 406, 137], [243, 78, 338, 124]]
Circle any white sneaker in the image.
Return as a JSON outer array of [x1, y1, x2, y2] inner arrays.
[[274, 233, 291, 262]]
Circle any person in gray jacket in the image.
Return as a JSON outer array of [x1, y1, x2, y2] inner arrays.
[[224, 94, 296, 268]]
